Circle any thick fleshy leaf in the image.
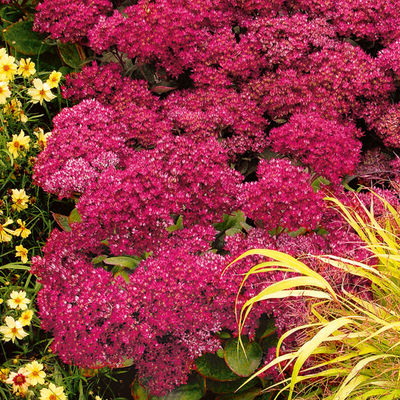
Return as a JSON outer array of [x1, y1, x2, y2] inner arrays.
[[224, 338, 262, 377], [219, 388, 263, 400], [103, 256, 140, 270], [3, 20, 51, 55], [151, 382, 204, 400], [131, 380, 150, 400], [57, 42, 85, 68], [68, 208, 82, 225], [52, 212, 71, 232], [195, 353, 239, 381], [206, 376, 257, 394]]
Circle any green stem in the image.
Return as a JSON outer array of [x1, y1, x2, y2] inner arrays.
[[42, 102, 51, 122]]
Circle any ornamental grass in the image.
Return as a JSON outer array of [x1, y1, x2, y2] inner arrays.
[[231, 192, 400, 400]]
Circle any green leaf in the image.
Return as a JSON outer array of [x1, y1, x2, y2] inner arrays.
[[151, 376, 205, 400], [316, 227, 329, 236], [131, 380, 150, 400], [215, 211, 248, 234], [0, 263, 30, 270], [224, 338, 263, 377], [216, 331, 232, 340], [255, 316, 276, 341], [3, 20, 51, 55], [0, 6, 21, 26], [120, 358, 134, 367], [150, 82, 178, 94], [52, 212, 71, 232], [57, 42, 84, 68], [68, 208, 82, 225], [195, 353, 239, 381], [287, 227, 307, 237], [219, 388, 262, 400], [260, 333, 278, 353], [91, 255, 108, 264], [151, 382, 204, 400], [206, 377, 257, 394], [225, 227, 243, 236], [103, 256, 140, 270], [114, 269, 131, 283], [167, 215, 184, 233], [311, 176, 331, 193], [217, 348, 225, 358]]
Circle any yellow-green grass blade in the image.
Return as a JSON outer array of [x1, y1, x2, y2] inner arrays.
[[357, 388, 396, 399], [234, 352, 299, 392], [273, 368, 350, 400], [287, 317, 356, 400], [316, 256, 399, 294], [239, 276, 335, 330], [250, 289, 333, 300], [333, 374, 370, 400], [355, 321, 400, 346], [301, 351, 362, 372], [227, 249, 335, 284], [338, 354, 392, 392], [341, 289, 399, 323]]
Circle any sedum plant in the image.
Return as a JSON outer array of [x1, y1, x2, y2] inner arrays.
[[229, 192, 400, 400]]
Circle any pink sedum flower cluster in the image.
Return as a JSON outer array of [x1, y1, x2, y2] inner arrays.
[[31, 0, 400, 394], [33, 0, 113, 43], [33, 99, 130, 198], [32, 230, 276, 395], [239, 159, 325, 231], [269, 113, 362, 184], [76, 135, 242, 255]]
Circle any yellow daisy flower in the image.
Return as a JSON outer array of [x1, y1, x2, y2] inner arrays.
[[0, 48, 7, 59], [11, 188, 30, 212], [4, 98, 21, 115], [46, 71, 62, 89], [0, 218, 14, 242], [28, 78, 56, 105], [40, 382, 67, 400], [0, 54, 17, 81], [4, 99, 28, 123], [34, 127, 52, 150], [15, 244, 28, 263], [19, 109, 28, 123], [17, 58, 36, 78], [0, 368, 10, 383], [18, 309, 34, 326], [0, 316, 28, 342], [14, 219, 31, 238], [5, 367, 31, 395], [7, 290, 30, 310], [24, 361, 46, 386], [7, 130, 30, 159], [0, 81, 11, 104]]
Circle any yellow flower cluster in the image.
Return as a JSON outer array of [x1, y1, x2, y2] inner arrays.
[[0, 48, 17, 82], [0, 197, 31, 261], [0, 217, 30, 240], [34, 127, 52, 150], [11, 188, 30, 212], [0, 290, 33, 336], [28, 78, 57, 105], [0, 47, 62, 114], [3, 98, 28, 122], [6, 128, 51, 159], [7, 129, 30, 158], [1, 359, 67, 398], [0, 316, 29, 343]]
